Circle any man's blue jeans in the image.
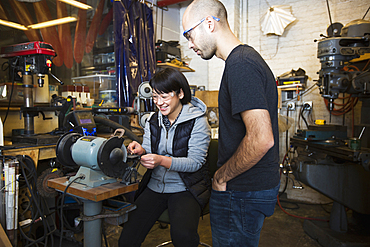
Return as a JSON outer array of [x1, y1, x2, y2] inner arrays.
[[209, 184, 279, 247]]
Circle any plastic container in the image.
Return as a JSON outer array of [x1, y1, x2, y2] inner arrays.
[[81, 86, 90, 104], [71, 75, 117, 106], [61, 85, 75, 98], [86, 98, 94, 107], [74, 85, 82, 103]]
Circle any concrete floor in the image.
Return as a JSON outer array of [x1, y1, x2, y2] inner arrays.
[[59, 196, 370, 247], [97, 197, 331, 247], [139, 201, 327, 247]]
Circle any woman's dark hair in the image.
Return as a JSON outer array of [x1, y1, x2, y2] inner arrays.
[[149, 68, 191, 105]]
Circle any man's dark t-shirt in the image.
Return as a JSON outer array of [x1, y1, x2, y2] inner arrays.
[[218, 44, 280, 192]]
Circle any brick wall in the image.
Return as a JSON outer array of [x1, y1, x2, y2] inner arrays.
[[174, 0, 369, 202], [176, 0, 367, 144]]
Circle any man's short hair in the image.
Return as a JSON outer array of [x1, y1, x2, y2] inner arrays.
[[189, 0, 228, 24]]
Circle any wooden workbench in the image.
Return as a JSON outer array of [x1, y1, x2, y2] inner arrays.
[[48, 177, 138, 202], [1, 144, 56, 168], [48, 177, 138, 247]]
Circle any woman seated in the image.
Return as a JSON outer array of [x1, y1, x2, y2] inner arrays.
[[119, 68, 211, 247]]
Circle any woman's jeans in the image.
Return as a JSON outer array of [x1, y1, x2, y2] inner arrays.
[[210, 184, 279, 247]]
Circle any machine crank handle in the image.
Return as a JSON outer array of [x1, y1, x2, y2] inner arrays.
[[49, 72, 63, 85], [39, 111, 53, 120], [293, 179, 304, 190], [292, 185, 304, 189], [112, 128, 125, 138]]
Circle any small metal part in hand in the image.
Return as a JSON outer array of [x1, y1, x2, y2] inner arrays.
[[127, 154, 140, 159]]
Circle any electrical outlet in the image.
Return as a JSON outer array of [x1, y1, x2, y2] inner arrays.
[[304, 101, 313, 110], [287, 102, 295, 110]]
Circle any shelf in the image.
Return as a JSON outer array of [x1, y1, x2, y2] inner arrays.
[[156, 62, 195, 72], [277, 83, 305, 91], [93, 46, 114, 54], [81, 63, 115, 71]]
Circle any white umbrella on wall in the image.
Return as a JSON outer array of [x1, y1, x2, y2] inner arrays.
[[261, 5, 296, 36]]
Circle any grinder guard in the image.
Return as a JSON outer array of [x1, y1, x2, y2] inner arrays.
[[56, 132, 130, 187]]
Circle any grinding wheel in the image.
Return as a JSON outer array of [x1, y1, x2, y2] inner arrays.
[[37, 168, 63, 197]]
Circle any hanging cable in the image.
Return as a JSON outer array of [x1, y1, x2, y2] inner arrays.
[[55, 195, 83, 234], [300, 104, 310, 129], [324, 97, 359, 116], [3, 58, 18, 126], [59, 175, 84, 247], [1, 155, 57, 247], [285, 108, 289, 152], [279, 152, 289, 197], [278, 150, 330, 221], [277, 195, 330, 222], [55, 202, 80, 233]]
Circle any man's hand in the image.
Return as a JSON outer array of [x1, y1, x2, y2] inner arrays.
[[212, 170, 227, 191]]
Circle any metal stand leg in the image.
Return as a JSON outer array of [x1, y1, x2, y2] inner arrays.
[[83, 200, 102, 247], [329, 201, 348, 232]]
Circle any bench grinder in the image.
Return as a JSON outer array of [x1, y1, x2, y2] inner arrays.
[[56, 129, 136, 187]]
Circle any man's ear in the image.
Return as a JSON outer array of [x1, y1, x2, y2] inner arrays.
[[204, 15, 216, 32]]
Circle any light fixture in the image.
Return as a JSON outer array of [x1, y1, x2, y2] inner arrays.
[[58, 0, 92, 10], [0, 19, 27, 30], [28, 16, 77, 29]]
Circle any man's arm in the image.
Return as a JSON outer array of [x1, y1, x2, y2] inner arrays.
[[213, 109, 275, 191]]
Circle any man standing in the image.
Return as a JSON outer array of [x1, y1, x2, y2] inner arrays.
[[182, 1, 280, 246]]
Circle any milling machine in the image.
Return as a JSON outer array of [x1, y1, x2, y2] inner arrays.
[[290, 19, 370, 246]]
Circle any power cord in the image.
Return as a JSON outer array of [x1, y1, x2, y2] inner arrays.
[[2, 155, 57, 247], [59, 175, 84, 247], [277, 196, 330, 222], [55, 195, 83, 234], [278, 151, 330, 222], [3, 57, 19, 126], [282, 82, 319, 103]]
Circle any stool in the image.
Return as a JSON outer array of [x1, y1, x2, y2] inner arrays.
[[155, 209, 212, 247]]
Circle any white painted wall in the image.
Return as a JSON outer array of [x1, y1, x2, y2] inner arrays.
[[176, 0, 367, 144], [156, 0, 368, 141], [153, 4, 181, 41], [155, 0, 369, 202]]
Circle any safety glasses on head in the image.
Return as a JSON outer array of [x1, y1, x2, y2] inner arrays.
[[183, 16, 220, 41]]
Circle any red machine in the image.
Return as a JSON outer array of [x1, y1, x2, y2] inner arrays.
[[0, 41, 62, 141], [0, 41, 56, 58]]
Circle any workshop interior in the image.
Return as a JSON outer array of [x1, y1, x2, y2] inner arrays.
[[0, 0, 369, 246]]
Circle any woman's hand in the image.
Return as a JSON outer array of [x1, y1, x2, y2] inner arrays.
[[140, 154, 162, 169], [127, 141, 145, 156], [140, 154, 172, 169]]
